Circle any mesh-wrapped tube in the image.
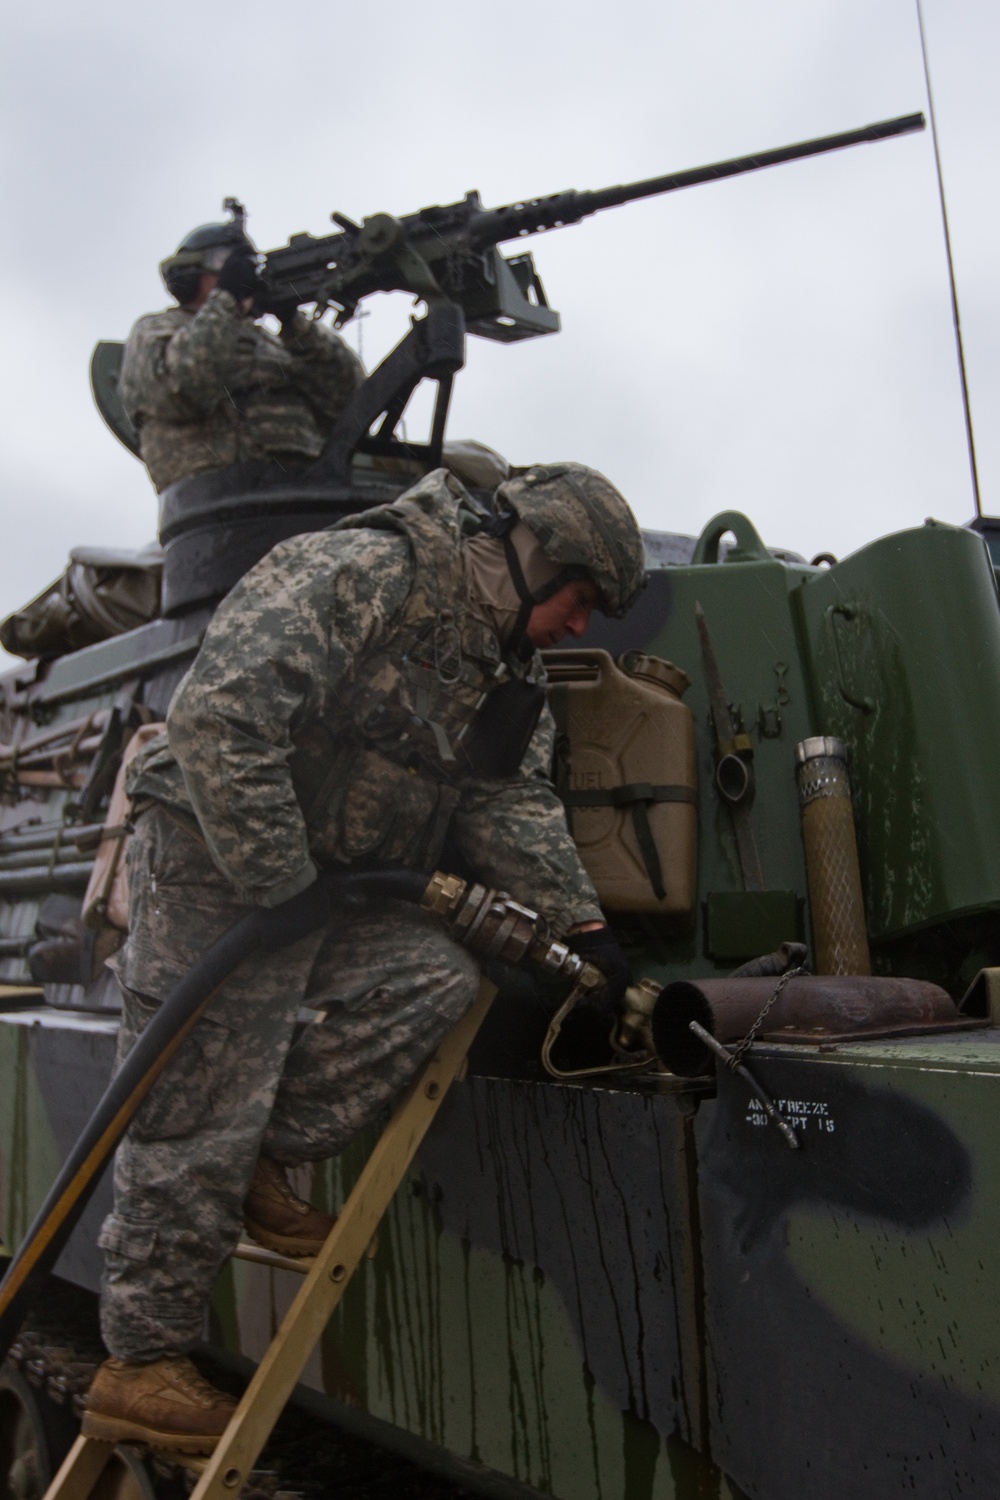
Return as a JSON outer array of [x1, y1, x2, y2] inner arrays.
[[797, 738, 871, 976]]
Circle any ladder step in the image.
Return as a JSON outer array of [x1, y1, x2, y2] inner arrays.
[[160, 1452, 207, 1475], [231, 1241, 315, 1274]]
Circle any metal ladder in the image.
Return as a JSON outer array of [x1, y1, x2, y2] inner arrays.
[[41, 978, 496, 1500]]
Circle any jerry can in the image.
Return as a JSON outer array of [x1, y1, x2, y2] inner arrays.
[[544, 649, 697, 915]]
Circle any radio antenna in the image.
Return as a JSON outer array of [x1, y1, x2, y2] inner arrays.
[[915, 0, 982, 517]]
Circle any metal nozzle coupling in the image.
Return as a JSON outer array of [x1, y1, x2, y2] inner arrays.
[[795, 736, 852, 803], [420, 871, 593, 983], [617, 977, 665, 1052]]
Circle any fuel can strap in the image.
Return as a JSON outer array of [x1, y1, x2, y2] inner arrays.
[[561, 783, 696, 901], [562, 782, 697, 809]]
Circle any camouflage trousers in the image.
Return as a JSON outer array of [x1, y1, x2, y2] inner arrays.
[[98, 804, 480, 1363]]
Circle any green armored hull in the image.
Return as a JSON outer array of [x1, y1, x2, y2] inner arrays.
[[4, 509, 1000, 1498]]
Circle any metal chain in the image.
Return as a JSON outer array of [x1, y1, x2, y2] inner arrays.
[[727, 964, 810, 1069]]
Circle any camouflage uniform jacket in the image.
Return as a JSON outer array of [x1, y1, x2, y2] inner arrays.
[[119, 289, 364, 493], [129, 469, 603, 937]]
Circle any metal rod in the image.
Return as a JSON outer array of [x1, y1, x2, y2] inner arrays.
[[915, 0, 982, 518], [688, 1019, 799, 1150], [5, 737, 104, 772], [0, 846, 96, 874], [9, 774, 81, 793], [0, 863, 94, 896], [0, 712, 108, 763], [0, 823, 103, 855]]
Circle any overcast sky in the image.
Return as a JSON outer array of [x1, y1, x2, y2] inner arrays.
[[1, 0, 997, 661]]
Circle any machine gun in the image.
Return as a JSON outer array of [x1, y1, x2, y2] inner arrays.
[[247, 112, 924, 477], [92, 110, 923, 617], [261, 112, 924, 339]]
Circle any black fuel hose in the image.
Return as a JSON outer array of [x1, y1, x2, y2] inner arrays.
[[0, 866, 429, 1358], [327, 869, 428, 906]]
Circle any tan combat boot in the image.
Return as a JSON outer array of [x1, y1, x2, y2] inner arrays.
[[243, 1156, 336, 1257], [82, 1356, 236, 1454]]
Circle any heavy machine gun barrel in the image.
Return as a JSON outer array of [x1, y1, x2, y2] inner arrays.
[[259, 111, 924, 334], [466, 112, 925, 244]]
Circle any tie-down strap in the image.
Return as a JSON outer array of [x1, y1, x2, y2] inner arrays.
[[561, 782, 696, 901]]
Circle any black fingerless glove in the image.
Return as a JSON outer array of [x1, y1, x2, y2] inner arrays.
[[217, 249, 261, 302], [566, 926, 631, 1017]]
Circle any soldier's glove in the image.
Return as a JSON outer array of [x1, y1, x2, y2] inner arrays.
[[257, 288, 302, 330], [275, 302, 302, 332], [217, 249, 262, 303], [566, 926, 631, 1021], [254, 878, 331, 951]]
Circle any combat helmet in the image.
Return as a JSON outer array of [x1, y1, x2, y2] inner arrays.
[[494, 462, 646, 619], [159, 198, 256, 305]]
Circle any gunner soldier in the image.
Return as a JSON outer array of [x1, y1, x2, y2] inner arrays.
[[120, 203, 364, 494]]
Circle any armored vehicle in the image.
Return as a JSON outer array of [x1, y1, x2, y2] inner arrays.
[[5, 113, 1000, 1500]]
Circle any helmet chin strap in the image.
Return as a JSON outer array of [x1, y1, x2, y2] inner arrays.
[[476, 508, 592, 656], [501, 533, 586, 658]]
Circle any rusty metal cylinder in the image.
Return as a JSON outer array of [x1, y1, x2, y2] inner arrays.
[[796, 737, 870, 976], [650, 974, 967, 1076]]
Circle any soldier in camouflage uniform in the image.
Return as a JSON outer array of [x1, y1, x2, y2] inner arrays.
[[120, 210, 363, 494], [83, 462, 646, 1453]]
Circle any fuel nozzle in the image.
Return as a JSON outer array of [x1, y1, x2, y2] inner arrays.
[[420, 871, 604, 990], [421, 872, 660, 1079]]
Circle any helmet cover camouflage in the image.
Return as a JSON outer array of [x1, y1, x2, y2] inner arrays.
[[494, 463, 646, 617]]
